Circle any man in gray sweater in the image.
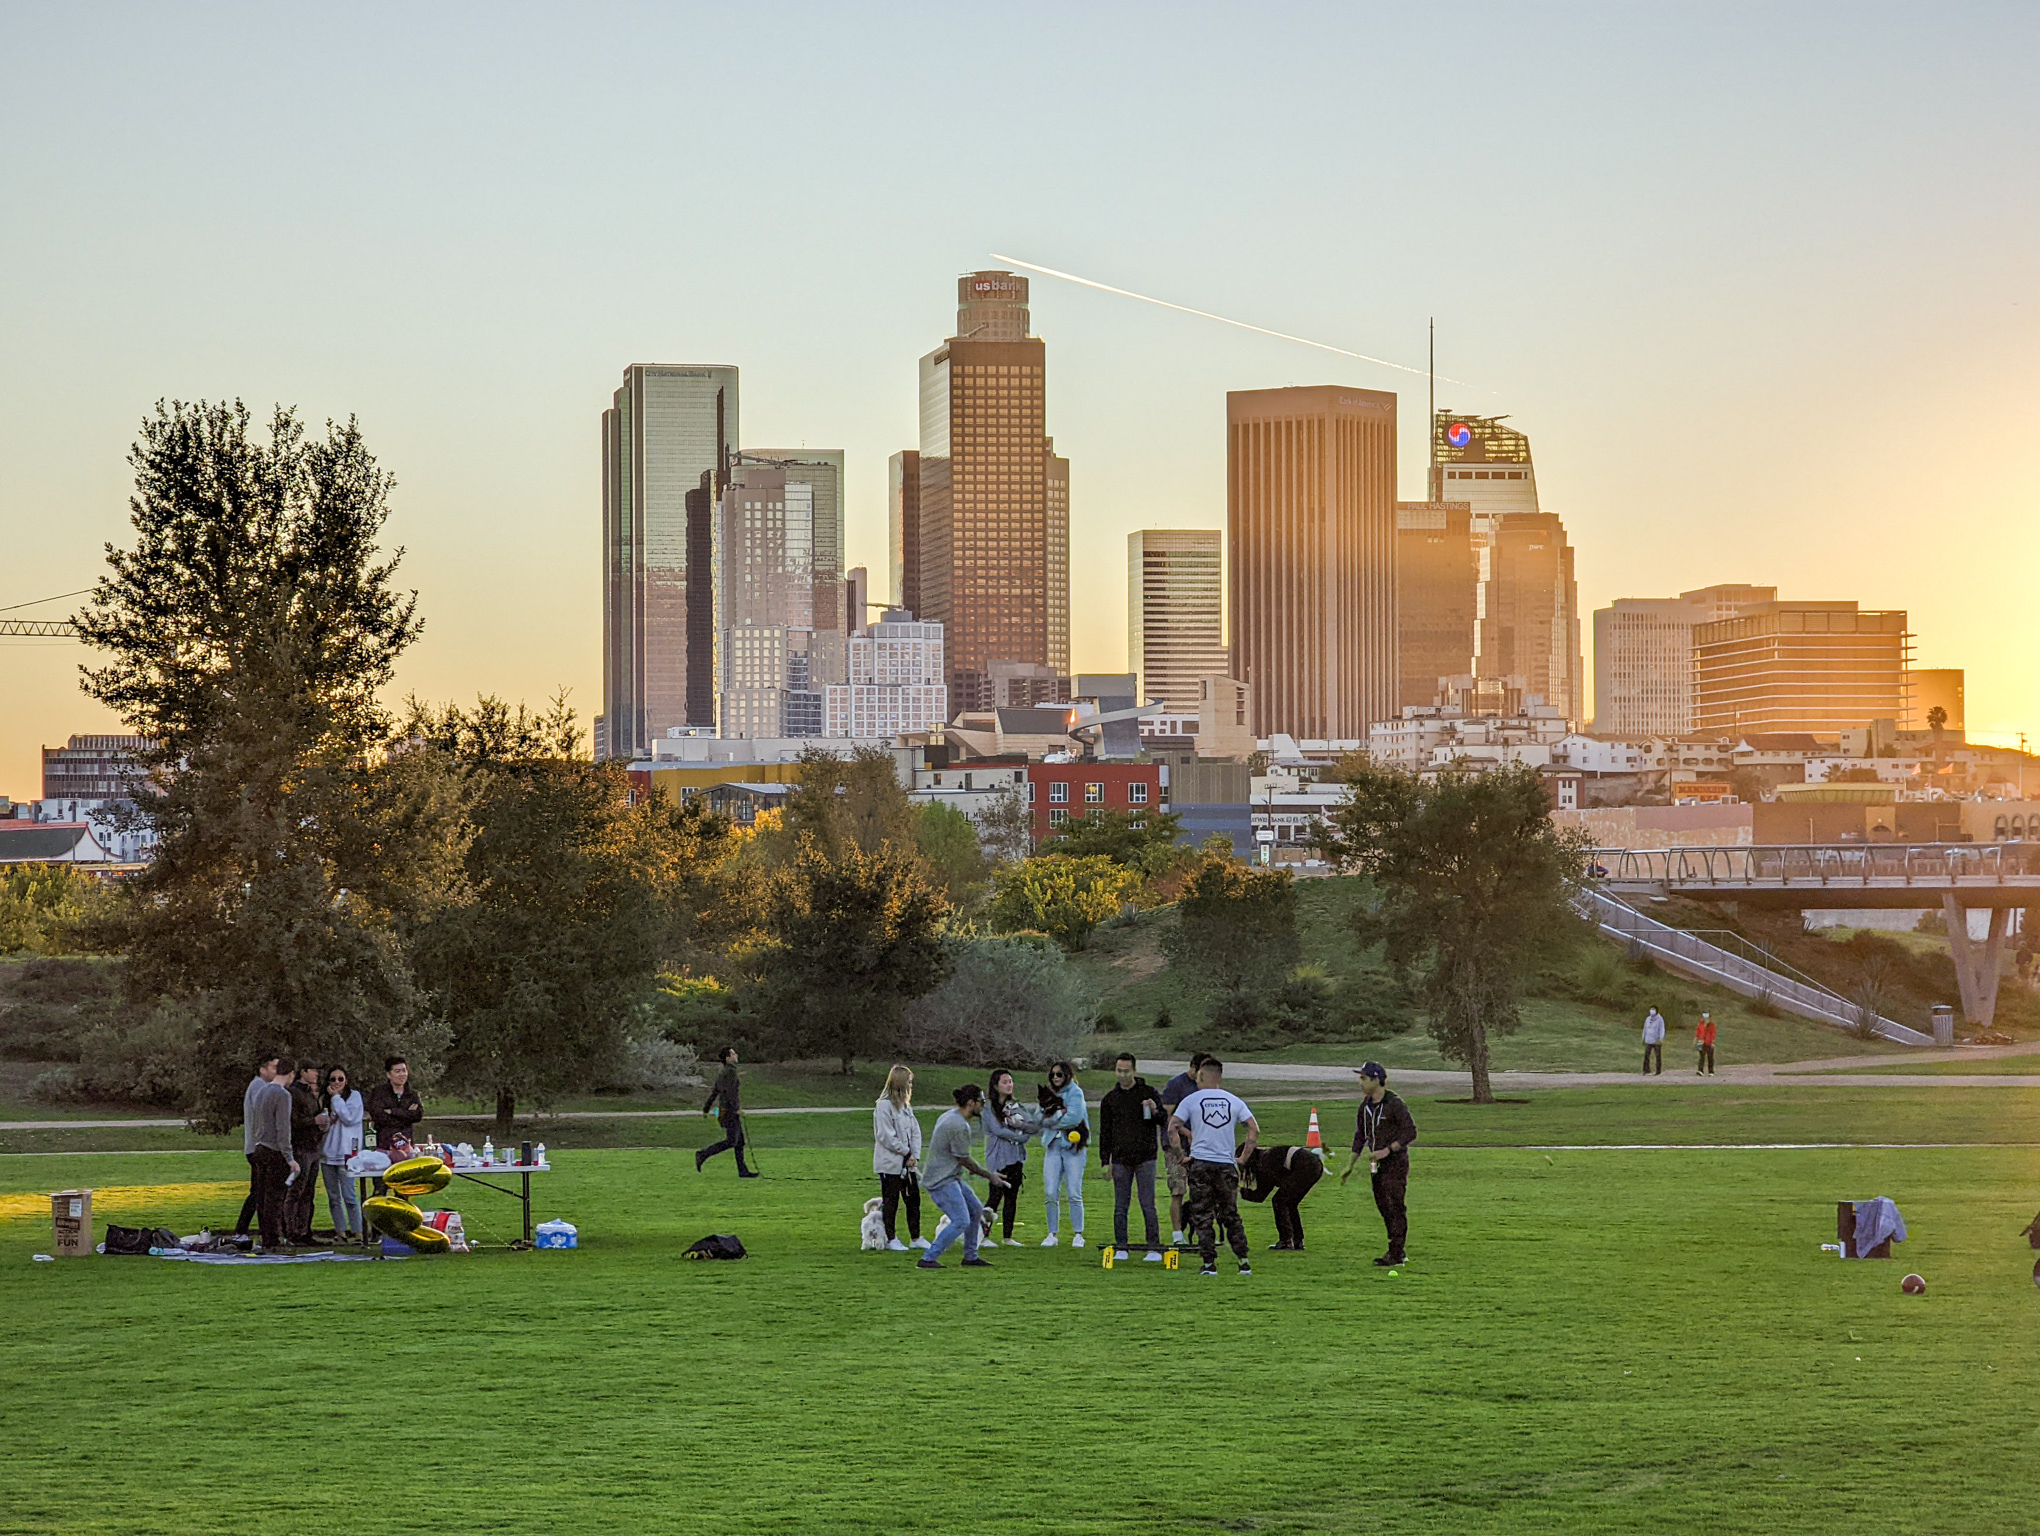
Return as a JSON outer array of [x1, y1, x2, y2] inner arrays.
[[246, 1056, 297, 1249], [233, 1054, 282, 1238]]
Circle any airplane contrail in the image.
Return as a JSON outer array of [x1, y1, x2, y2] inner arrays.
[[990, 254, 1478, 389]]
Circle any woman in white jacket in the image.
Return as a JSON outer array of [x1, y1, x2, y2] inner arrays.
[[317, 1066, 366, 1242], [872, 1064, 928, 1252]]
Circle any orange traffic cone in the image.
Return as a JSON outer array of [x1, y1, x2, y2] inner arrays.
[[1306, 1106, 1330, 1159]]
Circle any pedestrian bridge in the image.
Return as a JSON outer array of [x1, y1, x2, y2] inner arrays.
[[1588, 843, 2040, 910]]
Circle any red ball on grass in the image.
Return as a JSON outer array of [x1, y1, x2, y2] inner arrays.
[[1901, 1273, 1926, 1295]]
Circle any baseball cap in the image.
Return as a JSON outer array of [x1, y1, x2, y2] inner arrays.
[[1355, 1062, 1387, 1083]]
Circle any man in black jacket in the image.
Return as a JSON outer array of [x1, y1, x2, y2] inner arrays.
[[697, 1046, 757, 1177], [1341, 1061, 1417, 1265], [1240, 1144, 1324, 1251], [366, 1057, 423, 1155], [284, 1062, 327, 1244], [1097, 1052, 1167, 1260]]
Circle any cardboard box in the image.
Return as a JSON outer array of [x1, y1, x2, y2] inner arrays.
[[50, 1189, 92, 1257]]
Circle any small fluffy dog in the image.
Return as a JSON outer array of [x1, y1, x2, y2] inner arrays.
[[859, 1197, 889, 1251]]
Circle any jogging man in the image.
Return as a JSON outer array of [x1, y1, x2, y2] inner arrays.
[[1158, 1052, 1210, 1247], [1096, 1051, 1168, 1262], [917, 1084, 1008, 1270], [1168, 1057, 1257, 1278], [1342, 1061, 1416, 1266], [1641, 1007, 1666, 1075], [697, 1045, 757, 1177]]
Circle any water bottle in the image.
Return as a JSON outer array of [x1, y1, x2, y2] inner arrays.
[[482, 1136, 495, 1165], [535, 1142, 546, 1166]]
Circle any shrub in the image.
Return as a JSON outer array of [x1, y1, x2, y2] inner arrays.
[[30, 1000, 196, 1110], [1095, 1012, 1120, 1034], [594, 1030, 703, 1094], [898, 936, 1097, 1067], [1153, 1007, 1173, 1031], [988, 855, 1140, 951], [0, 865, 114, 956]]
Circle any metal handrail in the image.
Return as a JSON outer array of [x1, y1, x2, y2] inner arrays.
[[1586, 842, 2040, 888]]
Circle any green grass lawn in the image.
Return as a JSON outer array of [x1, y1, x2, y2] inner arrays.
[[6, 1086, 2040, 1535], [1801, 1052, 2040, 1077]]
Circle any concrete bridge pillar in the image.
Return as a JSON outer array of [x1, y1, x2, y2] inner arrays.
[[1941, 895, 2007, 1033]]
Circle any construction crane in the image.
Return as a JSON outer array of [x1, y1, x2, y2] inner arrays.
[[0, 619, 78, 638]]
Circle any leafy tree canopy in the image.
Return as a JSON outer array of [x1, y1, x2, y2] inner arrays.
[[987, 854, 1140, 951]]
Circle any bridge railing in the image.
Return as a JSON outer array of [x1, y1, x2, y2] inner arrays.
[[1585, 842, 2040, 889]]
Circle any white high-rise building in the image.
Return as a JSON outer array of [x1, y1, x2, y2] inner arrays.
[[716, 457, 835, 739], [1127, 529, 1228, 712], [825, 611, 948, 738], [1593, 584, 1776, 735]]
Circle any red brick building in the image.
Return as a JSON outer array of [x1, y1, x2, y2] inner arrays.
[[1024, 761, 1164, 841]]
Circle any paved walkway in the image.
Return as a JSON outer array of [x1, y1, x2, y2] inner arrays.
[[8, 1040, 2040, 1135]]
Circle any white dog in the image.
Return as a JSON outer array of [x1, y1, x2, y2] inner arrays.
[[859, 1197, 889, 1251]]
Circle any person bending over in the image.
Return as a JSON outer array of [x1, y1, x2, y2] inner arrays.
[[1168, 1057, 1258, 1278], [1239, 1144, 1323, 1251], [915, 1084, 1009, 1270]]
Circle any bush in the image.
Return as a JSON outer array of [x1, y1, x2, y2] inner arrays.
[[0, 866, 114, 956], [1095, 1012, 1120, 1034], [1153, 1007, 1172, 1031], [1203, 965, 1414, 1049], [30, 1001, 196, 1110], [988, 855, 1141, 951], [594, 1030, 703, 1094], [898, 936, 1096, 1068]]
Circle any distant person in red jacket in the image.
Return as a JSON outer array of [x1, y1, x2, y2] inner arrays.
[[1694, 1013, 1717, 1075]]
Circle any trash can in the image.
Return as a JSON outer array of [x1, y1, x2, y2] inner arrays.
[[50, 1189, 93, 1257], [1931, 1004, 1955, 1048]]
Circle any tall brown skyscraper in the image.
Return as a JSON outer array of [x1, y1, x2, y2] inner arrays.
[[1394, 500, 1475, 708], [1227, 386, 1399, 739], [915, 272, 1070, 708]]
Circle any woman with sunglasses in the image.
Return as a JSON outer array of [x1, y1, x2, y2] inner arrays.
[[1036, 1059, 1089, 1249], [318, 1066, 366, 1243]]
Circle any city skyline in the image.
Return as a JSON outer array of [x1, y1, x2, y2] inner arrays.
[[4, 7, 2036, 791]]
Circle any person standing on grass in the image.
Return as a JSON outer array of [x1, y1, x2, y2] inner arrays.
[[1037, 1059, 1089, 1249], [318, 1066, 365, 1243], [1168, 1057, 1258, 1278], [284, 1061, 327, 1245], [1159, 1052, 1210, 1247], [1097, 1052, 1168, 1262], [1342, 1062, 1416, 1267], [1641, 1007, 1666, 1075], [980, 1068, 1031, 1246], [873, 1065, 928, 1251], [367, 1056, 423, 1154], [697, 1046, 758, 1177], [916, 1084, 1009, 1270], [234, 1053, 282, 1238], [247, 1055, 296, 1250], [1240, 1144, 1324, 1252], [1694, 1012, 1717, 1075]]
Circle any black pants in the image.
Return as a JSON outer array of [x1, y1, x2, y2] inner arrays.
[[1186, 1161, 1248, 1265], [879, 1173, 921, 1241], [985, 1160, 1026, 1237], [1111, 1159, 1162, 1250], [235, 1154, 261, 1235], [1271, 1161, 1323, 1248], [285, 1147, 320, 1238], [1372, 1157, 1409, 1259], [1697, 1044, 1715, 1074], [1643, 1042, 1662, 1074], [249, 1147, 291, 1247], [698, 1119, 752, 1174]]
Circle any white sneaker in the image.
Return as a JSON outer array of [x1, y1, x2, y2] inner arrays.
[[1113, 1249, 1130, 1261], [1071, 1233, 1086, 1249], [1040, 1234, 1060, 1247], [1171, 1230, 1186, 1245], [886, 1239, 908, 1252], [1143, 1250, 1164, 1262], [909, 1237, 931, 1250], [1004, 1238, 1023, 1247]]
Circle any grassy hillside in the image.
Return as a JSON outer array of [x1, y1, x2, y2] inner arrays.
[[1069, 877, 1902, 1071]]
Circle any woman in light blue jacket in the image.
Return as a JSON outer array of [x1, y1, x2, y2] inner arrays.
[[981, 1068, 1033, 1246], [317, 1066, 366, 1242], [1036, 1059, 1089, 1248]]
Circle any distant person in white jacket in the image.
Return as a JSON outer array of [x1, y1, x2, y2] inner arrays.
[[1642, 1008, 1667, 1075], [317, 1066, 366, 1241], [872, 1065, 928, 1252]]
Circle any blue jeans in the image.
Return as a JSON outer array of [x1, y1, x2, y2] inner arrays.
[[321, 1163, 362, 1237], [924, 1178, 982, 1263], [1042, 1144, 1087, 1235]]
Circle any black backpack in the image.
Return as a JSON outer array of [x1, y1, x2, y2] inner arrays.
[[682, 1233, 747, 1261], [103, 1224, 180, 1255]]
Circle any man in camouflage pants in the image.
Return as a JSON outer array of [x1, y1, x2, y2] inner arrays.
[[1167, 1058, 1260, 1277]]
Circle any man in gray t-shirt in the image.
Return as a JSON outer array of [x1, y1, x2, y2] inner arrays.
[[918, 1084, 1010, 1270]]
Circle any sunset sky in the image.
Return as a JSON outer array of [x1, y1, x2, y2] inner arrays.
[[3, 3, 2035, 794]]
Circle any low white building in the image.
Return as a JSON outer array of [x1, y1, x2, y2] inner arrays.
[[825, 611, 948, 740], [1368, 705, 1569, 774]]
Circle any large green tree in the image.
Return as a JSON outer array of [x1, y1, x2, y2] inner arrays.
[[1316, 761, 1585, 1103], [74, 401, 447, 1127], [1159, 855, 1300, 1020], [987, 854, 1140, 951]]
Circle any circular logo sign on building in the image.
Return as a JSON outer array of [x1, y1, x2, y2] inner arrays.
[[1446, 422, 1472, 448]]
